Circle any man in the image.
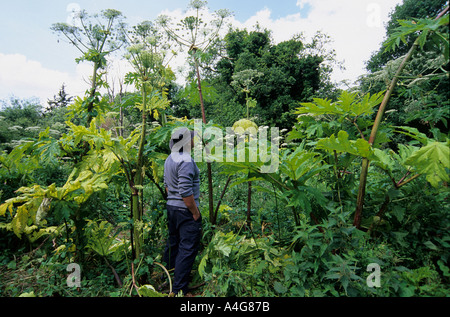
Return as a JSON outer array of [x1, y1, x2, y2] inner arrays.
[[163, 127, 202, 296]]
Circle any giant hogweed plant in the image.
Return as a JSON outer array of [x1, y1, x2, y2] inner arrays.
[[293, 91, 449, 230], [51, 9, 127, 126], [123, 20, 174, 258], [221, 140, 329, 228], [0, 21, 175, 261], [158, 0, 232, 225], [288, 8, 449, 229], [351, 8, 449, 228], [0, 114, 172, 258]]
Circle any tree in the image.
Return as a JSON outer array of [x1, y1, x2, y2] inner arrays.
[[0, 98, 43, 151], [46, 84, 73, 113], [213, 29, 327, 130]]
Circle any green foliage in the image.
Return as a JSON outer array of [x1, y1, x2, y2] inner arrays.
[[296, 91, 385, 118], [222, 141, 329, 226], [198, 231, 287, 296], [0, 98, 47, 152], [317, 131, 375, 159], [0, 167, 110, 239], [85, 219, 121, 258], [1, 0, 449, 299], [211, 29, 331, 129], [384, 14, 449, 57], [404, 140, 449, 187], [366, 0, 449, 72], [138, 284, 165, 297]]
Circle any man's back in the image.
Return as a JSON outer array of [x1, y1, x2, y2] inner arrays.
[[164, 153, 200, 209]]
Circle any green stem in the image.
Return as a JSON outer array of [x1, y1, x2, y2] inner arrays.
[[86, 62, 99, 126], [132, 82, 148, 259], [194, 54, 215, 225], [246, 180, 252, 226], [194, 56, 206, 124], [354, 38, 420, 228]]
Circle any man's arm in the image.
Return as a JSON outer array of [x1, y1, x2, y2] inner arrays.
[[177, 160, 200, 221], [182, 195, 200, 221]]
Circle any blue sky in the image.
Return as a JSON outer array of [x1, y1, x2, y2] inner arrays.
[[0, 1, 310, 72], [0, 0, 402, 103]]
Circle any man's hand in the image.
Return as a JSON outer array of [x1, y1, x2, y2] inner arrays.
[[182, 195, 201, 221], [192, 209, 201, 221]]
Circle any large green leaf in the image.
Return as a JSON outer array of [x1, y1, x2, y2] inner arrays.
[[33, 139, 62, 166], [295, 91, 384, 118], [85, 220, 116, 257], [317, 131, 375, 159], [384, 15, 450, 52], [405, 141, 450, 188]]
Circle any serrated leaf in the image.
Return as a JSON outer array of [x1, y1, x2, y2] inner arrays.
[[372, 148, 395, 172], [295, 98, 335, 116], [110, 140, 129, 161], [0, 202, 10, 217], [12, 205, 29, 238], [405, 141, 450, 187], [354, 92, 384, 117], [33, 139, 61, 165], [317, 131, 375, 159], [296, 92, 383, 118]]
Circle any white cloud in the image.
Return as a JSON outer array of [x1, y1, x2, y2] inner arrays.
[[0, 53, 90, 104], [296, 0, 309, 9], [231, 0, 403, 84], [0, 53, 136, 105], [1, 0, 403, 104], [158, 0, 402, 85]]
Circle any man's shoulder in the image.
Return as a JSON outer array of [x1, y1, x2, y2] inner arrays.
[[168, 153, 193, 164]]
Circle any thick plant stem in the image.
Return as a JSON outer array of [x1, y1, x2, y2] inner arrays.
[[195, 57, 207, 125], [354, 39, 420, 228], [207, 164, 214, 224], [213, 176, 232, 224], [86, 62, 99, 126], [246, 181, 252, 226], [194, 55, 215, 225], [354, 6, 449, 228], [354, 159, 370, 228], [132, 83, 148, 259], [104, 257, 123, 287]]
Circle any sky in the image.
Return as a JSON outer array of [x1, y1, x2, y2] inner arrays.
[[0, 0, 404, 105]]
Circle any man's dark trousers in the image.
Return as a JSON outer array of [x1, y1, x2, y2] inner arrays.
[[163, 204, 202, 294]]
